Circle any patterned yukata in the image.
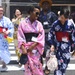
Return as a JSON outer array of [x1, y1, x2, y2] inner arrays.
[[0, 16, 14, 64], [17, 17, 45, 75], [48, 20, 75, 75], [12, 17, 24, 61]]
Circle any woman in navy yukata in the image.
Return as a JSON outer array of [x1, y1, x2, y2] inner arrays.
[[47, 8, 75, 75]]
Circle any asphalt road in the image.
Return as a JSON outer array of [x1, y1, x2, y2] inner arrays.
[[0, 70, 75, 75]]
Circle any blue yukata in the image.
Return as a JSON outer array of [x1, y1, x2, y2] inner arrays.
[[38, 10, 58, 29], [0, 16, 14, 64], [48, 20, 75, 75]]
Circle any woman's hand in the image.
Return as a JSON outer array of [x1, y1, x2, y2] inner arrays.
[[21, 45, 27, 54], [3, 31, 9, 35], [50, 45, 55, 52], [27, 45, 35, 53], [27, 42, 38, 53], [27, 47, 33, 53], [17, 14, 22, 19], [2, 30, 9, 38]]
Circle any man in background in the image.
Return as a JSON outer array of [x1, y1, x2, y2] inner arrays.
[[38, 0, 58, 74]]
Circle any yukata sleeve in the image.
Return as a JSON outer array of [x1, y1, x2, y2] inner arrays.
[[36, 22, 45, 55], [70, 25, 75, 49], [7, 18, 14, 38], [52, 12, 58, 22], [47, 23, 56, 47], [17, 22, 26, 49]]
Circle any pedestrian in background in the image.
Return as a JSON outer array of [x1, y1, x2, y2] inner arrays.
[[38, 0, 58, 74], [12, 9, 24, 31], [12, 9, 24, 65], [47, 8, 75, 75], [69, 12, 75, 27], [17, 6, 45, 75], [0, 6, 14, 68]]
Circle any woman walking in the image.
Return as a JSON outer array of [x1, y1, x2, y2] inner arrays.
[[47, 8, 75, 75], [17, 6, 45, 75]]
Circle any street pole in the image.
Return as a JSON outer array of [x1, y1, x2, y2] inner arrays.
[[5, 0, 10, 18], [0, 0, 2, 6]]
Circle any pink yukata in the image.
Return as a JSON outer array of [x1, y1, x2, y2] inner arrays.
[[17, 17, 45, 75]]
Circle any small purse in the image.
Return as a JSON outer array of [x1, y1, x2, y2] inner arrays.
[[19, 54, 28, 65], [47, 54, 58, 71]]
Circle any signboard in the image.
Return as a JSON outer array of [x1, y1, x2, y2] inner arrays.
[[53, 0, 75, 4], [10, 0, 40, 2], [10, 0, 75, 4], [0, 0, 2, 6]]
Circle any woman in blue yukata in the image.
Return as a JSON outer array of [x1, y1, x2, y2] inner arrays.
[[47, 8, 75, 75], [0, 6, 14, 68]]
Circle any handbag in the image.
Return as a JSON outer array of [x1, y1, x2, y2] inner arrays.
[[47, 54, 58, 71], [19, 54, 28, 65]]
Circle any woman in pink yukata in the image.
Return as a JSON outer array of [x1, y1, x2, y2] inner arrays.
[[17, 6, 45, 75]]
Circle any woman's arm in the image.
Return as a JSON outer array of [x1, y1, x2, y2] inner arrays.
[[27, 42, 38, 52], [21, 44, 27, 54]]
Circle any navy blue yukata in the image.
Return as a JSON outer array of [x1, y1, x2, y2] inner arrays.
[[48, 20, 75, 75]]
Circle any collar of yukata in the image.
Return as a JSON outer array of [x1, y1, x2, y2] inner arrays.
[[0, 15, 3, 20], [41, 9, 51, 14], [25, 17, 38, 26]]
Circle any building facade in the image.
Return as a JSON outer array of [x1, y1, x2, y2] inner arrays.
[[1, 0, 75, 19]]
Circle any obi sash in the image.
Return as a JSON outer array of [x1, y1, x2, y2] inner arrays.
[[24, 33, 39, 42], [0, 26, 8, 38], [0, 26, 8, 33], [55, 31, 70, 42]]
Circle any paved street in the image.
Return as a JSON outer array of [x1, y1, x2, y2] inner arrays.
[[0, 42, 75, 75]]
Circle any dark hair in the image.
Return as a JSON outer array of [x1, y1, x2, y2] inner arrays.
[[14, 9, 22, 14], [60, 8, 70, 18], [13, 9, 22, 18], [27, 6, 40, 14]]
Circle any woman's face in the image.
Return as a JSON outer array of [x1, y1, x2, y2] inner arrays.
[[59, 15, 67, 25], [15, 9, 21, 17], [30, 8, 40, 21]]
